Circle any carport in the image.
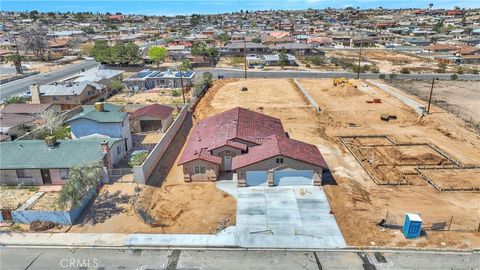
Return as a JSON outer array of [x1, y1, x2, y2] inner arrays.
[[273, 170, 313, 186], [140, 120, 162, 132]]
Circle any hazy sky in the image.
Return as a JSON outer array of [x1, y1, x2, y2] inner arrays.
[[1, 0, 478, 15]]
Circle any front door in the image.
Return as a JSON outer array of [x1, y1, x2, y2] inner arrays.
[[41, 169, 52, 185], [224, 156, 232, 172]]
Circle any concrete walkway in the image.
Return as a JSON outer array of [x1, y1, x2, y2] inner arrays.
[[367, 80, 426, 115]]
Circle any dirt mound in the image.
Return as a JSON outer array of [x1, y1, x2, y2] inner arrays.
[[135, 183, 236, 233], [329, 84, 364, 97]]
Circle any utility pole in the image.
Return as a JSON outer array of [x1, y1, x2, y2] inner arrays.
[[243, 38, 247, 79], [357, 44, 362, 79], [427, 77, 435, 114]]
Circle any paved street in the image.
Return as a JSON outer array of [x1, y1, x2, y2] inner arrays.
[[199, 68, 480, 81], [0, 60, 98, 101], [0, 247, 478, 270]]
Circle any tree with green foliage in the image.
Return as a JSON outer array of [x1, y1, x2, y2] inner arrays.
[[278, 49, 289, 69], [109, 79, 124, 92], [437, 62, 447, 73], [91, 41, 140, 66], [251, 37, 262, 43], [58, 162, 102, 209], [81, 26, 95, 34], [178, 60, 193, 103], [215, 33, 231, 44], [5, 53, 25, 74], [190, 14, 202, 26], [91, 40, 111, 64], [148, 46, 168, 67], [3, 96, 27, 105]]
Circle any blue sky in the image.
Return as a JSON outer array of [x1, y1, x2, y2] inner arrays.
[[1, 0, 478, 15]]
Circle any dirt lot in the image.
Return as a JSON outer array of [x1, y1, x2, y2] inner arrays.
[[420, 168, 480, 190], [108, 90, 187, 106], [327, 49, 438, 73], [388, 80, 480, 128], [192, 77, 480, 248], [29, 192, 63, 211], [70, 175, 235, 234], [0, 186, 38, 210]]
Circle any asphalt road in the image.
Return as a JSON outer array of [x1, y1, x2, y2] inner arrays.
[[0, 60, 98, 101], [0, 247, 478, 270], [200, 68, 480, 81]]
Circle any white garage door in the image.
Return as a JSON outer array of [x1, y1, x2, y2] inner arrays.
[[273, 170, 314, 186], [246, 171, 268, 186]]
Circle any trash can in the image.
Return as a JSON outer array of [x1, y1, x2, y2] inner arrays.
[[403, 213, 422, 239]]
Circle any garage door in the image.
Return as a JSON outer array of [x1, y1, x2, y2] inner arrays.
[[273, 170, 314, 186], [246, 171, 268, 186]]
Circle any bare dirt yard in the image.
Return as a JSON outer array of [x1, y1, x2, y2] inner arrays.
[[191, 77, 480, 248], [0, 186, 38, 210], [70, 180, 235, 234], [387, 80, 480, 128], [327, 49, 438, 73], [108, 90, 187, 106]]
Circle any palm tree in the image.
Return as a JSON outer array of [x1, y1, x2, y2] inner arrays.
[[5, 53, 25, 74], [178, 59, 193, 104]]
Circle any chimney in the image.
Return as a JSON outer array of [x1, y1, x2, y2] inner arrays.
[[95, 102, 104, 112], [101, 140, 113, 169], [30, 84, 41, 104]]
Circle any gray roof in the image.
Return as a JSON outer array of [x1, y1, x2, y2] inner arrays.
[[0, 104, 54, 114], [39, 81, 103, 96], [73, 68, 124, 83], [0, 137, 121, 169], [227, 42, 267, 49], [0, 113, 37, 129], [271, 43, 311, 50]]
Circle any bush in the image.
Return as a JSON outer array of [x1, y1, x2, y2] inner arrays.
[[305, 63, 311, 68], [129, 152, 148, 167], [171, 90, 181, 97], [450, 74, 458, 80], [37, 125, 71, 140], [3, 96, 27, 105], [30, 221, 57, 231], [400, 67, 410, 74], [379, 74, 386, 80]]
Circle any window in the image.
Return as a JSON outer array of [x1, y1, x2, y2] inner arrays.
[[53, 96, 59, 100], [194, 165, 206, 174], [60, 169, 69, 180], [66, 96, 72, 100], [117, 145, 122, 155], [276, 158, 284, 164], [16, 169, 32, 178]]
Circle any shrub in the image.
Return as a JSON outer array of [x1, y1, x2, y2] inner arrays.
[[129, 152, 148, 167], [171, 90, 181, 97], [400, 67, 410, 74], [450, 74, 458, 80], [30, 221, 57, 231]]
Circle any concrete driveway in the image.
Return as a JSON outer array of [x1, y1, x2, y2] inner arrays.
[[217, 178, 346, 248]]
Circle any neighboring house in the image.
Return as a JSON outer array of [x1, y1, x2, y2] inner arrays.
[[67, 103, 132, 151], [307, 37, 334, 47], [178, 107, 327, 187], [262, 54, 297, 66], [30, 81, 109, 110], [0, 137, 124, 186], [48, 38, 73, 56], [0, 103, 61, 116], [225, 41, 269, 56], [129, 104, 174, 133], [72, 68, 124, 85], [270, 42, 313, 55], [0, 113, 38, 140], [123, 69, 195, 91]]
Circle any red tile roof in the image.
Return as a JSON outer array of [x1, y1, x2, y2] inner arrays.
[[130, 104, 174, 120], [232, 134, 328, 170], [178, 107, 285, 165]]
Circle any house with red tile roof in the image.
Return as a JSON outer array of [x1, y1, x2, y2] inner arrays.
[[129, 104, 174, 133], [178, 107, 328, 187]]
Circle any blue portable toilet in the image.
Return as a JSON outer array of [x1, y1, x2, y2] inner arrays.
[[403, 213, 422, 239]]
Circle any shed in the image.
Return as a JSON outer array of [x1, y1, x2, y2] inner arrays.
[[129, 104, 174, 133]]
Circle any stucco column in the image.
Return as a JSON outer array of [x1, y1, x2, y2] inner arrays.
[[267, 170, 274, 187]]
